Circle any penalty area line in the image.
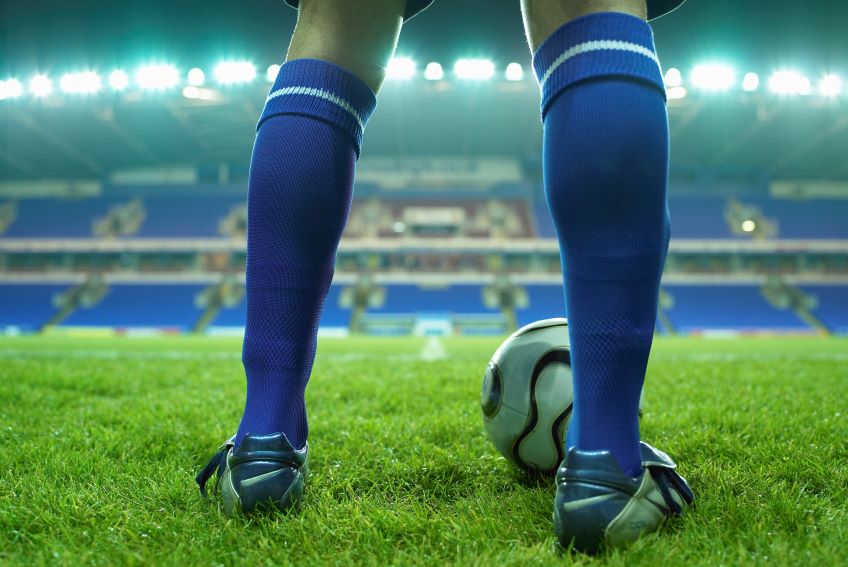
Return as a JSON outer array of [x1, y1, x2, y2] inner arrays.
[[419, 336, 447, 361]]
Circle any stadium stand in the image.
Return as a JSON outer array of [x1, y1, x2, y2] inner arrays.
[[1, 196, 246, 238], [516, 284, 566, 326], [61, 284, 206, 329], [663, 284, 810, 333], [2, 279, 843, 336], [213, 285, 351, 329], [371, 284, 497, 315], [135, 196, 244, 237], [802, 285, 848, 334], [0, 283, 68, 332], [751, 198, 848, 239], [3, 198, 121, 238], [539, 195, 848, 240], [2, 186, 847, 336], [345, 199, 535, 239], [4, 193, 848, 241]]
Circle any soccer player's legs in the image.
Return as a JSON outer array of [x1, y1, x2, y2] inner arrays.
[[521, 0, 693, 551], [196, 0, 406, 515]]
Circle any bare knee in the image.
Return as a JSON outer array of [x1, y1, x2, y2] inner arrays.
[[521, 0, 647, 52], [287, 0, 406, 92]]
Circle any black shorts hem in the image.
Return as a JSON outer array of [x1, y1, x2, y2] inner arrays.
[[283, 0, 434, 21]]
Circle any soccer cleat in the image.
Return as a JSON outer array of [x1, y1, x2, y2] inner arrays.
[[196, 432, 309, 516], [553, 441, 694, 553]]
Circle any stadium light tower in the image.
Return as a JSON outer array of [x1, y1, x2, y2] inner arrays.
[[60, 71, 102, 94], [742, 72, 760, 92], [454, 59, 496, 81], [187, 68, 206, 87], [266, 64, 281, 83], [386, 57, 417, 80], [136, 64, 180, 90], [29, 75, 53, 97], [819, 74, 843, 97], [108, 70, 130, 91], [0, 78, 24, 100], [690, 63, 735, 92], [505, 63, 524, 81], [424, 62, 444, 81], [213, 61, 257, 85]]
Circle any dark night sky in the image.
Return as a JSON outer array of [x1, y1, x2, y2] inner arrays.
[[2, 1, 847, 76]]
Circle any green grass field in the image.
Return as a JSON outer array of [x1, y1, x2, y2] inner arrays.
[[1, 336, 846, 566]]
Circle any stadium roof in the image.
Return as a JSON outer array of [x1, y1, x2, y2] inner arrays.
[[2, 80, 847, 181], [2, 0, 847, 182]]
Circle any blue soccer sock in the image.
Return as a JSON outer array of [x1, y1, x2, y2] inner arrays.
[[236, 59, 377, 449], [533, 13, 670, 476]]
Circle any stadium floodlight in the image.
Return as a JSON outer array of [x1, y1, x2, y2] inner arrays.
[[187, 68, 206, 87], [667, 86, 687, 100], [454, 59, 496, 81], [135, 64, 180, 90], [0, 78, 24, 100], [213, 61, 257, 85], [690, 63, 735, 91], [60, 71, 102, 94], [29, 75, 53, 97], [769, 70, 811, 95], [819, 74, 843, 97], [664, 67, 683, 88], [742, 72, 760, 92], [424, 62, 444, 81], [387, 57, 417, 80], [266, 64, 281, 83], [108, 70, 130, 91], [505, 62, 524, 81]]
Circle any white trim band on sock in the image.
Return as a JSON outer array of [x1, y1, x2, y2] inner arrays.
[[266, 86, 366, 131], [539, 40, 661, 87]]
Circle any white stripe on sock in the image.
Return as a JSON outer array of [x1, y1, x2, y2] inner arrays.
[[540, 40, 660, 87], [266, 86, 365, 130]]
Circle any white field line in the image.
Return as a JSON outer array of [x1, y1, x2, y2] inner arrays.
[[419, 336, 447, 361]]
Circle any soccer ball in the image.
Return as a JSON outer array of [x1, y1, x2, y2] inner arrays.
[[480, 318, 573, 475]]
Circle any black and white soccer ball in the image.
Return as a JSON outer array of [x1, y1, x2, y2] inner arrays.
[[481, 317, 644, 475], [481, 318, 573, 475]]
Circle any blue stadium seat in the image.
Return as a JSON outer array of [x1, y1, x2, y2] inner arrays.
[[516, 284, 566, 326], [664, 284, 810, 333], [667, 197, 735, 239], [136, 196, 244, 237], [0, 284, 67, 331], [61, 284, 206, 329], [214, 285, 351, 329], [4, 198, 120, 238], [801, 285, 848, 334], [750, 199, 848, 239], [372, 284, 496, 315]]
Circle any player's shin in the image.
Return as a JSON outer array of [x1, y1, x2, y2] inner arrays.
[[533, 12, 669, 477], [236, 59, 377, 450]]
